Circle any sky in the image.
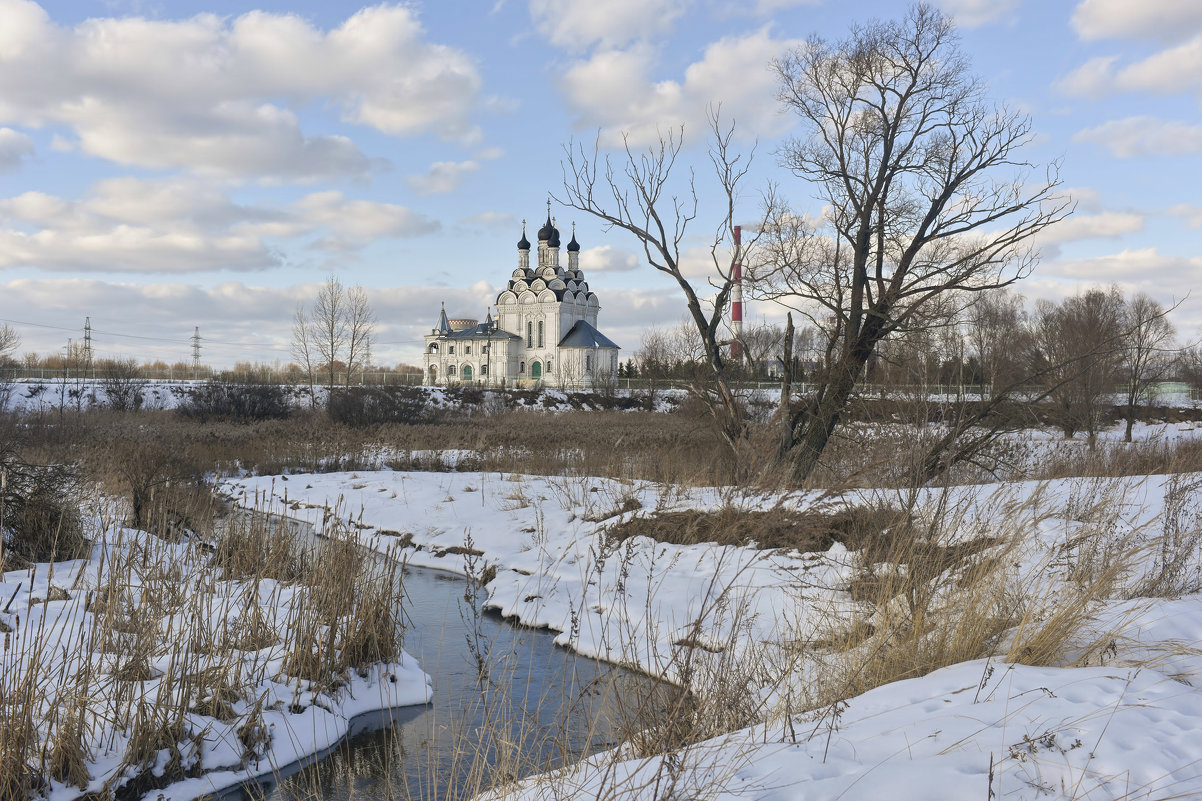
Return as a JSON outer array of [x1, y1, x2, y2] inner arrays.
[[0, 0, 1199, 369]]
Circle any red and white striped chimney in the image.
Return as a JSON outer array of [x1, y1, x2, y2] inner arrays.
[[731, 225, 744, 361]]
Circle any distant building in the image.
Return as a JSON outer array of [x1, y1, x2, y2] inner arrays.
[[424, 209, 620, 385]]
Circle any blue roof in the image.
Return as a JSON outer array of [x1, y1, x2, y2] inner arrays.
[[557, 320, 619, 349]]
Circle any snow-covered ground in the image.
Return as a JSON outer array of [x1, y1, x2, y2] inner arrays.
[[0, 522, 430, 801], [225, 463, 1202, 801]]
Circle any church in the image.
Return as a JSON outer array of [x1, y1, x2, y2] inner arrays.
[[423, 209, 620, 386]]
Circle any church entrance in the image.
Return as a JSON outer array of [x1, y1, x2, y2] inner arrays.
[[531, 361, 542, 380], [462, 365, 473, 381]]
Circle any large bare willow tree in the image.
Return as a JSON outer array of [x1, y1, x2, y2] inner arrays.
[[758, 4, 1071, 481]]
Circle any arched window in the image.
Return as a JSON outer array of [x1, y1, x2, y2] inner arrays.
[[480, 364, 488, 376], [465, 345, 472, 355], [519, 361, 526, 374], [462, 365, 473, 381], [585, 353, 593, 373], [448, 364, 457, 376], [449, 345, 455, 355], [537, 320, 544, 348], [527, 321, 533, 348], [546, 358, 552, 373], [531, 361, 542, 380], [428, 343, 439, 354]]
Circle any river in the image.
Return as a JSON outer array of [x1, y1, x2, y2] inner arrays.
[[224, 558, 659, 801]]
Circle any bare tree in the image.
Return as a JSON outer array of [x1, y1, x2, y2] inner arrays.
[[1120, 294, 1176, 442], [737, 322, 789, 377], [560, 113, 766, 461], [0, 323, 18, 363], [0, 323, 18, 412], [294, 275, 376, 393], [1178, 345, 1202, 394], [290, 303, 318, 407], [966, 288, 1026, 390], [757, 4, 1070, 481], [1032, 288, 1126, 445], [313, 275, 349, 389], [344, 285, 376, 386]]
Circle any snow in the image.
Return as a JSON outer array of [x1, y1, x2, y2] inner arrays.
[[223, 465, 1202, 801], [0, 523, 430, 801]]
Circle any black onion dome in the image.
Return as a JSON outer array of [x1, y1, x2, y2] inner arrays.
[[566, 225, 580, 252], [517, 220, 530, 250], [537, 212, 555, 241], [549, 226, 561, 247]]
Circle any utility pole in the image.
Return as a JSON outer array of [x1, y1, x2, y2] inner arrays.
[[191, 326, 202, 380], [83, 316, 93, 376]]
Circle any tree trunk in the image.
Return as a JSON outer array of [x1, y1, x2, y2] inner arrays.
[[788, 354, 862, 483], [776, 313, 796, 460]]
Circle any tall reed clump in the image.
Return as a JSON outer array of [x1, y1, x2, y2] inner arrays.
[[279, 521, 406, 685], [766, 480, 1147, 729]]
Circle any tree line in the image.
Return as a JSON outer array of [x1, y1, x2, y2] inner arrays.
[[630, 285, 1189, 444]]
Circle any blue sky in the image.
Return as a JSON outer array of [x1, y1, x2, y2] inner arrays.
[[0, 0, 1199, 368]]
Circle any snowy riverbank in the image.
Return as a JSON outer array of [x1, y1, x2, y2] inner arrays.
[[0, 519, 430, 801], [225, 463, 1202, 800]]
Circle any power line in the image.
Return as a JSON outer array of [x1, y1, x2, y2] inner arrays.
[[0, 315, 289, 349], [0, 314, 430, 354]]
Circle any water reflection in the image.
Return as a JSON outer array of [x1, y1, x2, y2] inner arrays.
[[249, 566, 657, 801]]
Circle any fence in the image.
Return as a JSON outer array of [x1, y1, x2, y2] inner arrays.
[[0, 368, 426, 386], [3, 368, 1200, 404]]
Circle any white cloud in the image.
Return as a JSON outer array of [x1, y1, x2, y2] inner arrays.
[[1113, 35, 1202, 96], [1056, 56, 1120, 98], [1071, 0, 1202, 42], [1060, 0, 1202, 100], [1043, 247, 1202, 287], [1074, 116, 1202, 157], [529, 0, 688, 49], [0, 178, 438, 273], [931, 0, 1019, 28], [1058, 42, 1202, 99], [292, 191, 440, 240], [560, 27, 802, 147], [738, 0, 820, 14], [579, 245, 639, 272], [1062, 186, 1105, 213], [0, 1, 484, 179], [579, 286, 682, 344], [0, 127, 33, 172], [406, 160, 482, 196], [1169, 204, 1202, 229], [0, 277, 712, 367], [1037, 211, 1145, 245]]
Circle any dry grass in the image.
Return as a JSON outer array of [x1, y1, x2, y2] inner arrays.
[[5, 396, 1202, 800], [0, 492, 409, 801], [605, 502, 909, 552]]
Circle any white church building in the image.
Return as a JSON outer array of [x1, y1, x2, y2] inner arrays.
[[423, 210, 620, 386]]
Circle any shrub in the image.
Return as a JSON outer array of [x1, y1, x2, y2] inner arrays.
[[176, 382, 293, 422], [100, 358, 148, 411], [0, 457, 85, 568], [327, 386, 432, 427]]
